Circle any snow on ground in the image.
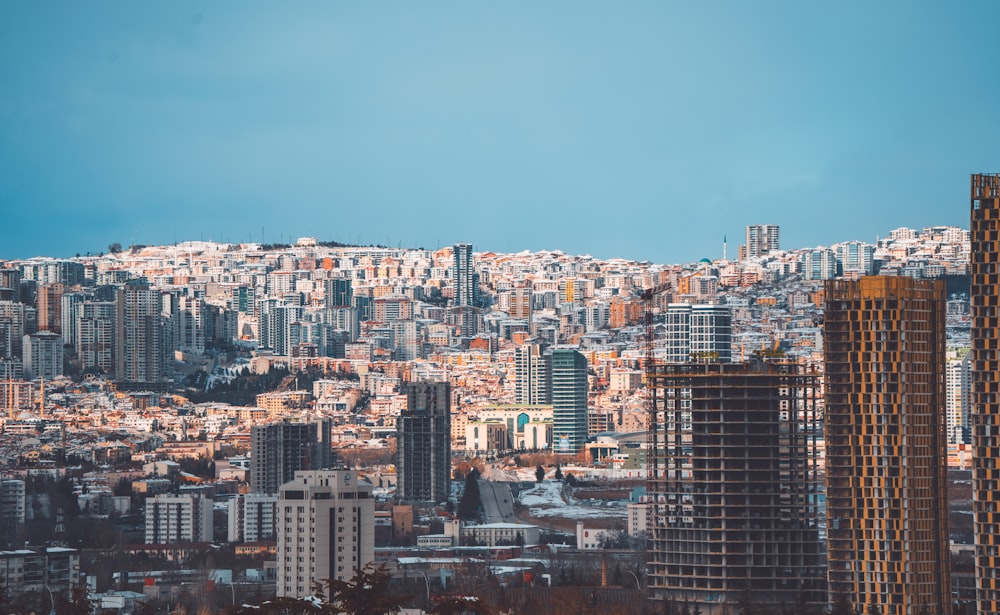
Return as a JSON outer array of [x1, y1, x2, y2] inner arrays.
[[517, 480, 627, 520]]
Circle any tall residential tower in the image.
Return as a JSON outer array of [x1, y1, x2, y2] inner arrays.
[[397, 381, 451, 502], [824, 277, 950, 615], [250, 419, 334, 495], [276, 469, 374, 599], [971, 172, 1000, 615], [550, 348, 589, 453], [453, 243, 475, 307]]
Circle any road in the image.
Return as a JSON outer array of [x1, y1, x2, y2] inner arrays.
[[477, 479, 517, 523]]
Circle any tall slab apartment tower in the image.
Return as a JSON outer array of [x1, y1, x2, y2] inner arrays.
[[824, 277, 950, 615], [971, 173, 1000, 615], [397, 381, 451, 503]]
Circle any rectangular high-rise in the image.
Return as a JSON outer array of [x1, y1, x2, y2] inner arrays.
[[77, 301, 115, 375], [22, 331, 62, 380], [36, 283, 63, 334], [325, 277, 353, 308], [250, 419, 334, 494], [276, 469, 374, 599], [515, 343, 551, 405], [664, 303, 732, 363], [550, 348, 588, 453], [971, 172, 1000, 615], [145, 494, 213, 544], [646, 361, 825, 613], [397, 381, 451, 502], [0, 479, 25, 549], [824, 277, 950, 615], [744, 224, 780, 258], [114, 284, 165, 387], [453, 243, 475, 307]]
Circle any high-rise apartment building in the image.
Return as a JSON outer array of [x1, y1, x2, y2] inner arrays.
[[397, 381, 451, 502], [22, 331, 63, 380], [744, 224, 780, 259], [276, 469, 374, 599], [509, 286, 533, 321], [259, 301, 304, 356], [453, 243, 475, 307], [177, 295, 205, 354], [114, 284, 165, 387], [0, 301, 27, 357], [0, 268, 21, 295], [77, 301, 115, 375], [228, 493, 278, 543], [971, 172, 1000, 615], [230, 285, 256, 317], [946, 348, 972, 445], [800, 248, 838, 280], [515, 343, 551, 405], [550, 348, 588, 453], [824, 277, 950, 615], [834, 241, 875, 277], [646, 361, 826, 613], [36, 283, 63, 334], [145, 494, 213, 544], [325, 277, 353, 308], [664, 304, 732, 363], [0, 478, 26, 549], [250, 419, 334, 495], [59, 291, 90, 349]]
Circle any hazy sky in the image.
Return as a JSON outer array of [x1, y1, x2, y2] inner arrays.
[[2, 2, 999, 263]]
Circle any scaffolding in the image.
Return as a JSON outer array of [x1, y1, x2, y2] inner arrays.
[[646, 360, 826, 613]]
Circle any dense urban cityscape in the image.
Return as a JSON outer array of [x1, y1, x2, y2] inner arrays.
[[0, 175, 995, 615]]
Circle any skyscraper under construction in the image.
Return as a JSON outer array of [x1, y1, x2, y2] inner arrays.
[[646, 361, 826, 614], [971, 173, 1000, 615], [824, 276, 950, 615], [397, 381, 451, 503]]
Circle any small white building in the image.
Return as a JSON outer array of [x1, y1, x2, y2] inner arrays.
[[627, 502, 648, 538], [462, 522, 540, 547], [575, 521, 613, 550]]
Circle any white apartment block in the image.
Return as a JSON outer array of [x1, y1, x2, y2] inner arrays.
[[946, 348, 972, 445], [627, 502, 649, 538], [0, 547, 80, 597], [145, 494, 213, 544], [228, 493, 278, 543], [276, 469, 374, 599], [23, 331, 63, 380]]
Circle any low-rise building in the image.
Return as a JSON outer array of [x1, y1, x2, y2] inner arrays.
[[462, 523, 540, 547]]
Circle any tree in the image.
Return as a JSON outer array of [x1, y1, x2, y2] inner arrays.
[[108, 243, 123, 254], [322, 563, 409, 615], [535, 464, 545, 482], [56, 587, 96, 615], [233, 597, 321, 615], [457, 468, 481, 521], [429, 595, 495, 614]]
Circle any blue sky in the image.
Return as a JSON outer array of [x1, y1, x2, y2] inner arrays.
[[2, 2, 999, 263]]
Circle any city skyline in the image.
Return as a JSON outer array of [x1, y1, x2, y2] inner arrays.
[[3, 3, 1000, 263]]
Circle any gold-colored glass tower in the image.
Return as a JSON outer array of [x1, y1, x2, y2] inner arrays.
[[824, 277, 951, 615], [971, 173, 1000, 615]]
